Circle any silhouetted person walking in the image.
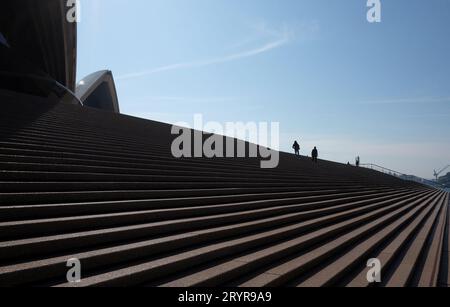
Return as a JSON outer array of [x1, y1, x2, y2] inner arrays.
[[312, 147, 318, 163], [292, 141, 300, 156], [356, 156, 360, 167]]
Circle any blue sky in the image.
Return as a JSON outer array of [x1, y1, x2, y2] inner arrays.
[[77, 0, 450, 178]]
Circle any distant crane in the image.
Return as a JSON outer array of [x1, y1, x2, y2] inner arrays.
[[434, 165, 450, 181]]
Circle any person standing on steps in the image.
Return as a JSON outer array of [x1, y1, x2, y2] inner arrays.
[[356, 156, 360, 167], [312, 147, 319, 163], [292, 141, 300, 156]]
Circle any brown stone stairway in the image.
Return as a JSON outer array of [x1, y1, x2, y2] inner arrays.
[[0, 98, 448, 287]]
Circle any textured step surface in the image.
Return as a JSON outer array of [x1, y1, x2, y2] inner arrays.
[[0, 98, 448, 287]]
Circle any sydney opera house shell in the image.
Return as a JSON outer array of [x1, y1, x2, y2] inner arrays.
[[0, 0, 119, 112]]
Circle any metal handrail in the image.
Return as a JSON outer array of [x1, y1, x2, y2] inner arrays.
[[360, 164, 404, 177], [360, 163, 445, 190]]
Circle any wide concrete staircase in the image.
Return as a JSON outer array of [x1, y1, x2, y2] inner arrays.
[[0, 97, 448, 287]]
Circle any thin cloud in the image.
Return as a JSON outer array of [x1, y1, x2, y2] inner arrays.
[[134, 96, 242, 103], [128, 96, 263, 111], [403, 113, 450, 118], [360, 97, 450, 105], [117, 26, 292, 80], [280, 132, 450, 178]]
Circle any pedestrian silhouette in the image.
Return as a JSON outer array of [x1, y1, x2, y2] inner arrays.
[[292, 141, 300, 156], [312, 147, 318, 163], [356, 156, 360, 167]]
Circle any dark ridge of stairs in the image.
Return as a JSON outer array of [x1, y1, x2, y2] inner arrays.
[[0, 98, 448, 287]]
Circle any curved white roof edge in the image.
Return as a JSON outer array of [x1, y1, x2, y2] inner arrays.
[[76, 70, 120, 113]]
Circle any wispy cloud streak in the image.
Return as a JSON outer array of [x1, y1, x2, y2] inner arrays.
[[360, 97, 450, 105], [117, 27, 291, 80], [134, 96, 242, 103]]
